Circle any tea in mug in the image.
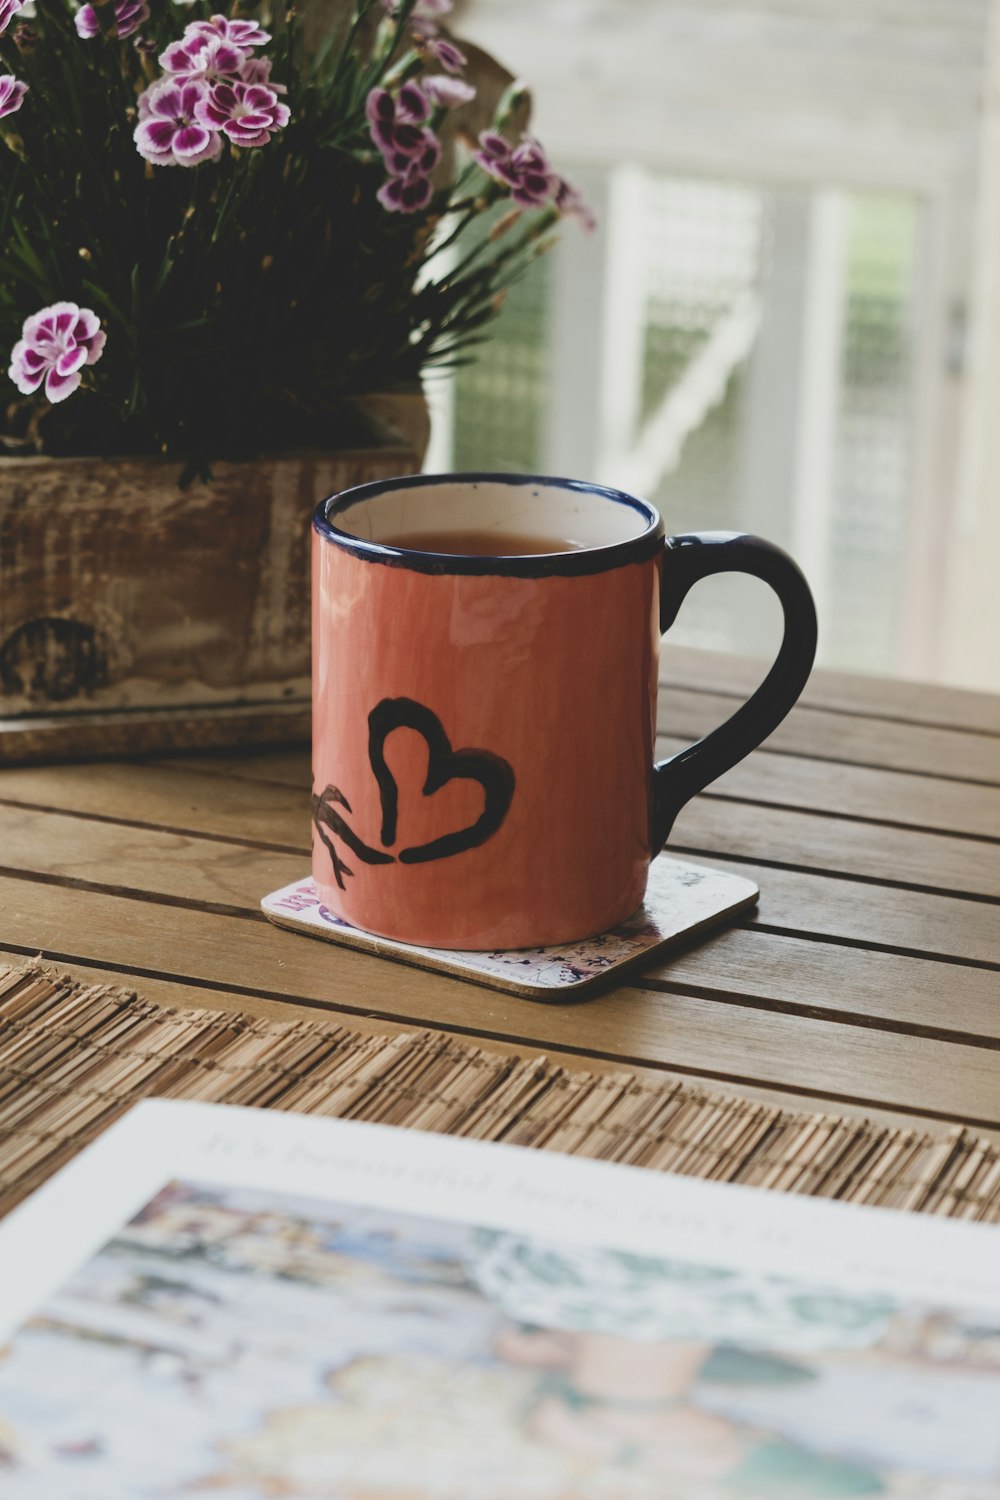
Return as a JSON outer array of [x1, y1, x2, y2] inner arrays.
[[385, 530, 583, 557]]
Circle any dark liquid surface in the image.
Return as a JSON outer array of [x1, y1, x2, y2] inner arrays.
[[384, 530, 583, 557]]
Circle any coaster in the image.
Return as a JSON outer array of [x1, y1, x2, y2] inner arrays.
[[261, 857, 759, 1001]]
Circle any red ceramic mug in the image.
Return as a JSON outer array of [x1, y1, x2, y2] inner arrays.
[[312, 474, 816, 949]]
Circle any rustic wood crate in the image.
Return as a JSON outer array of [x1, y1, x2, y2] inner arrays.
[[0, 407, 422, 763]]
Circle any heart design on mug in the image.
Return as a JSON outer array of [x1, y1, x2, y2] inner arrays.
[[368, 697, 515, 864], [312, 698, 516, 889]]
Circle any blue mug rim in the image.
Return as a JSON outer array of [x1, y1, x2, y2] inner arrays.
[[313, 472, 665, 578]]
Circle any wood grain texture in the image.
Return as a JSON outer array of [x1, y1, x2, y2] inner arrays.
[[4, 963, 999, 1225], [1, 647, 997, 1135], [158, 738, 1000, 839], [3, 798, 996, 969], [0, 804, 994, 1042], [671, 797, 1000, 898], [0, 415, 420, 759], [1, 875, 999, 1126], [0, 703, 311, 767], [658, 687, 1000, 782], [658, 734, 1000, 837], [9, 955, 990, 1140], [661, 644, 1000, 735], [19, 955, 995, 1153], [9, 750, 992, 899]]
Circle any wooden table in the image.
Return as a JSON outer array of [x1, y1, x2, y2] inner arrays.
[[1, 646, 998, 1135]]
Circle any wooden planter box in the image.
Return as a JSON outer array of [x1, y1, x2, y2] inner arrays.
[[0, 401, 424, 763]]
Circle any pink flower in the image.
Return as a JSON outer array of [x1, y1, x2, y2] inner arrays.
[[74, 0, 149, 39], [377, 159, 434, 214], [422, 74, 475, 108], [366, 82, 441, 173], [185, 14, 270, 49], [134, 78, 222, 167], [8, 302, 106, 405], [381, 0, 451, 17], [472, 131, 558, 208], [0, 73, 27, 120], [196, 79, 289, 148], [555, 175, 596, 231], [414, 32, 466, 73], [238, 55, 287, 93], [159, 36, 245, 81], [0, 0, 26, 34]]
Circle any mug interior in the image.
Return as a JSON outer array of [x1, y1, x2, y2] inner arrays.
[[328, 474, 657, 555]]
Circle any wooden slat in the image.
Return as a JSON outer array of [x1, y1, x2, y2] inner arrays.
[[0, 761, 308, 851], [658, 735, 1000, 837], [1, 876, 998, 1125], [152, 747, 312, 788], [158, 739, 1000, 841], [715, 857, 999, 967], [3, 751, 995, 897], [3, 749, 997, 920], [661, 645, 1000, 735], [0, 803, 303, 914], [3, 799, 994, 970], [11, 955, 968, 1135], [673, 798, 1000, 898], [1, 806, 995, 1040], [646, 926, 1000, 1041], [0, 702, 310, 767], [658, 687, 1000, 783], [1, 960, 1000, 1170]]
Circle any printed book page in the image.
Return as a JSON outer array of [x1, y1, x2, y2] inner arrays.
[[0, 1098, 998, 1498]]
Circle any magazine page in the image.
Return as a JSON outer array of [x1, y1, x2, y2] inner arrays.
[[0, 1097, 998, 1498]]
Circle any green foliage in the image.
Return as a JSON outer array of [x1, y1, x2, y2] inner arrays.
[[0, 0, 558, 463]]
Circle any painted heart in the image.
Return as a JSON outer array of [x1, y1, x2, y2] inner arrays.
[[368, 697, 515, 864], [312, 784, 394, 891]]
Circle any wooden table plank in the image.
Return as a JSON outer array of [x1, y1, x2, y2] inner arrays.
[[2, 807, 995, 1042], [718, 858, 999, 967], [159, 739, 1000, 841], [659, 687, 1000, 782], [672, 799, 1000, 899], [661, 645, 1000, 735], [10, 956, 997, 1145], [659, 735, 1000, 838], [0, 761, 307, 852], [3, 647, 998, 1143], [4, 752, 995, 899], [3, 802, 995, 979], [1, 876, 998, 1127]]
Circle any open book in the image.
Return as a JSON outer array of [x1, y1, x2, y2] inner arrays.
[[0, 1098, 998, 1497]]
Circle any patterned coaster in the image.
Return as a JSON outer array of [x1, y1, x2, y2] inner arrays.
[[261, 857, 759, 1000]]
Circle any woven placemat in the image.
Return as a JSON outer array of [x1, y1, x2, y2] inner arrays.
[[1, 962, 998, 1223]]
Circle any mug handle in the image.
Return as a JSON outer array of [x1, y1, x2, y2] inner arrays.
[[652, 531, 818, 852]]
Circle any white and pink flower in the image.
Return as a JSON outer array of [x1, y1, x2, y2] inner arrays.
[[185, 14, 270, 49], [8, 302, 106, 405], [0, 0, 26, 34], [237, 55, 287, 93], [414, 32, 466, 74], [158, 35, 245, 82], [74, 0, 149, 39], [377, 159, 435, 214], [422, 74, 475, 108], [134, 77, 223, 167], [196, 79, 289, 148], [555, 175, 596, 231], [0, 73, 27, 120], [380, 0, 452, 18], [472, 132, 558, 209]]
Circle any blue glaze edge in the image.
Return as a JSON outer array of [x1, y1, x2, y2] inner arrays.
[[313, 471, 665, 577]]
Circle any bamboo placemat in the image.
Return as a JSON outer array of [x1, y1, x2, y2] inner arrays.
[[2, 962, 999, 1223]]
